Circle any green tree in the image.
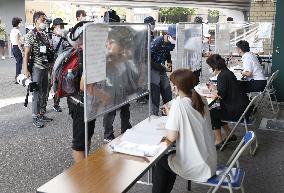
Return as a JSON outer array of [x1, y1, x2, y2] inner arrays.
[[159, 7, 197, 23], [208, 9, 220, 23]]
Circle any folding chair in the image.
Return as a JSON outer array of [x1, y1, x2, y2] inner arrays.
[[220, 93, 264, 155], [194, 131, 256, 193], [261, 70, 279, 114]]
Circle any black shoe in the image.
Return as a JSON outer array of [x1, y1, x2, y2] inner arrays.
[[103, 134, 115, 143], [33, 117, 44, 128], [15, 81, 19, 84], [215, 141, 226, 150], [226, 134, 237, 144], [53, 105, 62, 112], [39, 115, 53, 122]]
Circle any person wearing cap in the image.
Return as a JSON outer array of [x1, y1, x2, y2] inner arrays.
[[144, 16, 156, 41], [49, 18, 70, 112], [150, 25, 176, 115]]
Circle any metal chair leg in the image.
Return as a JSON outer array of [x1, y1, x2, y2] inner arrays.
[[250, 135, 258, 156], [241, 184, 245, 193]]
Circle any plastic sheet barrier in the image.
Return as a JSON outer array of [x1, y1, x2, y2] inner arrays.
[[83, 23, 150, 121]]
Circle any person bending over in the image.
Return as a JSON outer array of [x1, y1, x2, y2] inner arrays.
[[206, 54, 249, 149]]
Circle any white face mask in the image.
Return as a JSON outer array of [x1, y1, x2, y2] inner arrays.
[[18, 23, 23, 28], [150, 25, 155, 31], [168, 36, 176, 45], [208, 68, 214, 74], [38, 22, 46, 31], [80, 17, 86, 21], [55, 27, 64, 36]]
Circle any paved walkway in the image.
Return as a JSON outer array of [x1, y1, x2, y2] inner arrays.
[[0, 58, 283, 193]]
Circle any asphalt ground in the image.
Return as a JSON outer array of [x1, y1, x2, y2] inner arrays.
[[0, 58, 284, 193]]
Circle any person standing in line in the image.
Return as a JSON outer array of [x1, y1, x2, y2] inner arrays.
[[10, 17, 24, 83], [0, 17, 7, 60], [49, 18, 70, 112], [23, 11, 54, 128], [150, 25, 175, 115], [76, 10, 87, 22]]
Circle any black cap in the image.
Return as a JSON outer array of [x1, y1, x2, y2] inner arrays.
[[194, 16, 203, 24], [53, 18, 68, 26], [144, 16, 155, 24]]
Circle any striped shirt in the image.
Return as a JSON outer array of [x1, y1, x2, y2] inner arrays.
[[24, 30, 51, 69]]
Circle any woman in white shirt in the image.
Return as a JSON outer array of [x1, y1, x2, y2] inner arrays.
[[10, 17, 24, 82], [236, 40, 267, 93], [152, 69, 217, 193]]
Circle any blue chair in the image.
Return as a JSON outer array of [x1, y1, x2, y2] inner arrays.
[[194, 131, 256, 193], [220, 93, 264, 155]]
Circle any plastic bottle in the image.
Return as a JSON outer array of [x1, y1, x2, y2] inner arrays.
[[63, 69, 75, 94], [66, 69, 75, 80]]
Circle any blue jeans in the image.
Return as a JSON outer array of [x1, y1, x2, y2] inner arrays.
[[12, 45, 23, 77]]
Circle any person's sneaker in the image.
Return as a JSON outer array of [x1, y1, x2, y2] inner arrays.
[[1, 56, 5, 60], [215, 141, 226, 150], [53, 105, 62, 112], [33, 117, 44, 128], [39, 115, 53, 122], [226, 134, 237, 144], [103, 134, 115, 143]]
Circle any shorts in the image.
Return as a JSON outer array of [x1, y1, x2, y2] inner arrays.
[[67, 99, 96, 151], [0, 40, 5, 48]]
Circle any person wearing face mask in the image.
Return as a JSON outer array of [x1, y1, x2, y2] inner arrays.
[[206, 54, 249, 149], [23, 11, 54, 128], [10, 17, 24, 82], [152, 69, 217, 193], [144, 16, 156, 41], [234, 40, 267, 93], [48, 18, 70, 112], [76, 10, 87, 22], [150, 25, 175, 115]]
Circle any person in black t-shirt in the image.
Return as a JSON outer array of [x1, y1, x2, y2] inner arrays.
[[206, 54, 249, 150]]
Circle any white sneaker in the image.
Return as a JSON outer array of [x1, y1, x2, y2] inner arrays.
[[1, 56, 5, 60]]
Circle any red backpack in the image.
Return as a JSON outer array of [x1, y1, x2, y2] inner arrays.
[[52, 46, 83, 98]]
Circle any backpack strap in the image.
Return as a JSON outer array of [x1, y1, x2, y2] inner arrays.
[[55, 37, 63, 53]]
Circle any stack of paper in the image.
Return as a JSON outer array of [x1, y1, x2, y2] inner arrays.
[[109, 116, 168, 157]]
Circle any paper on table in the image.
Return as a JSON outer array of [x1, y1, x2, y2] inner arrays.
[[109, 141, 166, 157], [85, 24, 108, 84]]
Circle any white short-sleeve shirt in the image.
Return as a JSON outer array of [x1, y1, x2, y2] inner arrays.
[[242, 52, 266, 81], [166, 96, 217, 182], [10, 28, 21, 46]]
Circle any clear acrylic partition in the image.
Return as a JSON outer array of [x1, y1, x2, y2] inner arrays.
[[175, 23, 203, 71], [215, 22, 273, 55], [83, 23, 150, 122]]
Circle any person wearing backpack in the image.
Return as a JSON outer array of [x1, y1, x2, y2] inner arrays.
[[49, 18, 70, 112], [64, 13, 97, 163], [23, 11, 54, 128]]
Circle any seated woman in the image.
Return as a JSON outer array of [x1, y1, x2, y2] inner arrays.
[[152, 69, 217, 193], [236, 40, 267, 93], [206, 54, 249, 149]]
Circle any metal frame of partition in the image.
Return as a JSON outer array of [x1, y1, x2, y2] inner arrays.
[[176, 22, 203, 77], [83, 23, 151, 156]]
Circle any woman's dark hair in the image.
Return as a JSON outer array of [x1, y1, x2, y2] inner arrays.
[[12, 17, 22, 27], [33, 11, 46, 23], [236, 40, 250, 53], [170, 69, 205, 116], [206, 54, 227, 71]]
